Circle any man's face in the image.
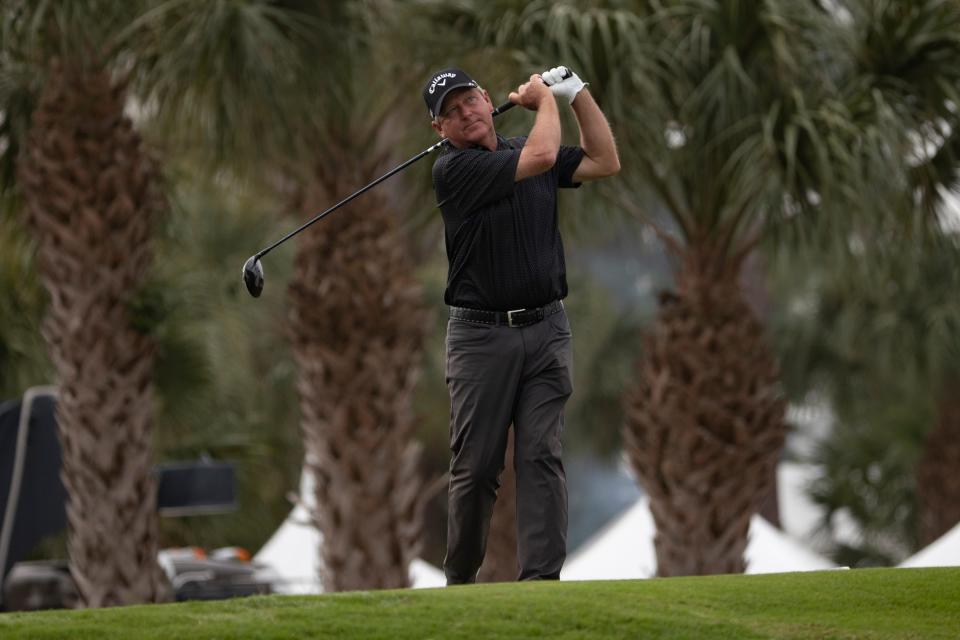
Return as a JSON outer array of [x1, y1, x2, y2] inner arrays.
[[431, 87, 496, 150]]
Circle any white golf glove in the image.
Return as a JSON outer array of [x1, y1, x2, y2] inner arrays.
[[541, 66, 586, 105]]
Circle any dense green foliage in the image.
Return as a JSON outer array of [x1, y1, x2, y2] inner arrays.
[[146, 168, 304, 552], [0, 213, 50, 398], [771, 231, 960, 565]]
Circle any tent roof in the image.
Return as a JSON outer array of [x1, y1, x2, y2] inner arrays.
[[561, 497, 836, 581], [899, 521, 960, 568]]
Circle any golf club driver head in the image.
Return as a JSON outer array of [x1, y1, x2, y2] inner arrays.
[[242, 256, 264, 298]]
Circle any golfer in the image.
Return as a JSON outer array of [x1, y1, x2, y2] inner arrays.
[[423, 65, 619, 584]]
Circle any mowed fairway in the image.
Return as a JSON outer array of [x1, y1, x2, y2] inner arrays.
[[2, 567, 958, 639]]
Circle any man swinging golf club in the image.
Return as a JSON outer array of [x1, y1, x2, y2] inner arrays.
[[424, 65, 620, 584]]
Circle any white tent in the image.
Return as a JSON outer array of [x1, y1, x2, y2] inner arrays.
[[561, 496, 836, 581], [254, 468, 445, 593], [899, 521, 960, 568]]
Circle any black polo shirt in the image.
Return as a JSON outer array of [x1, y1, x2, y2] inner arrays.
[[432, 135, 584, 311]]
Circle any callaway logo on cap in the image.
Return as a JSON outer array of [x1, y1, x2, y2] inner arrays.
[[422, 68, 479, 118]]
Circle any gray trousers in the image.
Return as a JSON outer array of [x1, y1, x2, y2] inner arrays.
[[443, 307, 573, 584]]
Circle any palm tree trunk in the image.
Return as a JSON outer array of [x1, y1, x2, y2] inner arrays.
[[287, 170, 427, 592], [622, 249, 787, 576], [478, 428, 518, 582], [17, 61, 168, 606], [916, 385, 960, 546], [740, 252, 781, 529]]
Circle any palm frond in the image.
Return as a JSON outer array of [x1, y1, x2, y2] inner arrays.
[[119, 0, 328, 167], [2, 0, 143, 65], [844, 0, 960, 123], [0, 210, 50, 398]]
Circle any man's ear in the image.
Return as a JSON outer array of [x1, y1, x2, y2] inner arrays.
[[482, 88, 494, 111], [431, 119, 443, 136]]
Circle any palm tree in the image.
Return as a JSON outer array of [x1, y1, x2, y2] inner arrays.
[[279, 3, 432, 588], [286, 171, 428, 591], [467, 0, 960, 575], [1, 0, 321, 605], [128, 1, 442, 591], [624, 0, 960, 576], [128, 0, 441, 591], [768, 0, 960, 562], [2, 0, 173, 605]]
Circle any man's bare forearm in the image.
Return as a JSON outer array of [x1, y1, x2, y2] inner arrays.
[[515, 87, 561, 180], [572, 90, 620, 178], [527, 94, 561, 163]]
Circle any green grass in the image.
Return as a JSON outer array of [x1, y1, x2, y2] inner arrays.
[[2, 568, 958, 639]]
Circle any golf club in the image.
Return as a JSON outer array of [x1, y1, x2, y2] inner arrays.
[[242, 69, 571, 298]]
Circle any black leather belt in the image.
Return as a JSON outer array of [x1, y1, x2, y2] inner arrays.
[[448, 300, 564, 327]]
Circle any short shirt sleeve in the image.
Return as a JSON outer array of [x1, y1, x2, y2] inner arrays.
[[433, 146, 521, 214], [557, 145, 585, 189]]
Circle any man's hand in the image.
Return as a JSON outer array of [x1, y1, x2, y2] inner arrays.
[[509, 75, 555, 111], [542, 66, 586, 105]]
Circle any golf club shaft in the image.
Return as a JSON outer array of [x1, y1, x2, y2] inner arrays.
[[254, 100, 518, 260]]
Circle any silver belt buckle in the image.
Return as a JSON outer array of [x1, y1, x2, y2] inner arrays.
[[507, 308, 525, 327]]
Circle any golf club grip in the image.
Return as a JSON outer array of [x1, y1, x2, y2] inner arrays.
[[546, 67, 573, 84], [492, 68, 571, 116]]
